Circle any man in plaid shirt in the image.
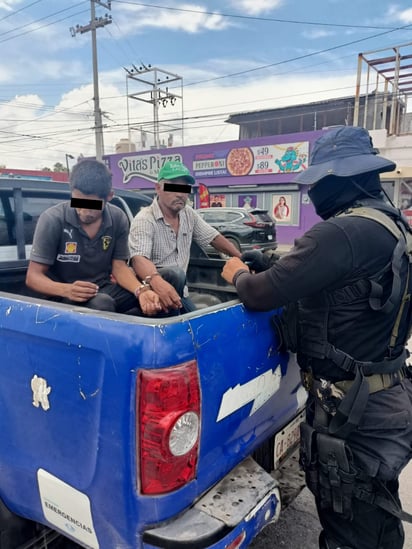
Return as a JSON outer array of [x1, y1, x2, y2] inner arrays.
[[129, 161, 241, 315]]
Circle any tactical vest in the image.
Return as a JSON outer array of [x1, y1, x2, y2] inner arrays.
[[284, 200, 412, 381]]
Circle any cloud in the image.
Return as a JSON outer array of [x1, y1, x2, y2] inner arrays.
[[383, 4, 412, 23], [114, 3, 231, 35], [230, 0, 283, 16], [302, 29, 335, 40], [0, 63, 359, 170], [0, 0, 20, 10], [395, 7, 412, 22]]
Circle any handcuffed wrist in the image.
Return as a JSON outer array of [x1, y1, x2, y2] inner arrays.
[[134, 282, 151, 298], [143, 272, 161, 287]]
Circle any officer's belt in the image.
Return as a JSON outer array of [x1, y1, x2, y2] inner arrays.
[[302, 369, 405, 395], [335, 370, 405, 394]]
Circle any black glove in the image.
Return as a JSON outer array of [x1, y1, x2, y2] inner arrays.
[[241, 250, 272, 273]]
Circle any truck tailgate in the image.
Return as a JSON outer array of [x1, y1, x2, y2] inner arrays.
[[0, 294, 305, 548]]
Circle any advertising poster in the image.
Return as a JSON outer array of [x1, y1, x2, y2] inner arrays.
[[192, 141, 309, 179], [238, 195, 257, 210], [198, 183, 210, 208], [273, 194, 292, 222], [210, 194, 226, 207]]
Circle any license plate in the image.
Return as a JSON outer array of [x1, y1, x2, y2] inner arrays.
[[274, 411, 305, 469], [267, 235, 273, 240]]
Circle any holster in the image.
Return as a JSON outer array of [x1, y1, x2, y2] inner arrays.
[[299, 423, 357, 520], [317, 433, 357, 520]]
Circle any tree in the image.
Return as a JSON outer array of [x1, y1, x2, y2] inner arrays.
[[53, 162, 66, 173]]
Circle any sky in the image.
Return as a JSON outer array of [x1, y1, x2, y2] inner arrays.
[[1, 0, 412, 170]]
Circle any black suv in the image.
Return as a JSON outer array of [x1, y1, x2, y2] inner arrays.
[[196, 207, 277, 257]]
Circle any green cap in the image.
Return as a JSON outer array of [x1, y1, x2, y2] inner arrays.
[[157, 161, 195, 185]]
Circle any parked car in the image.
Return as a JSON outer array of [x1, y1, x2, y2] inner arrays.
[[196, 206, 277, 257]]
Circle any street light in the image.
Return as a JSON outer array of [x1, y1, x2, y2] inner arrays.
[[65, 154, 75, 175]]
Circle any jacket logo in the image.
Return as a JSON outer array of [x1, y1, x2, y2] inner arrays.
[[102, 236, 112, 251], [65, 242, 77, 253]]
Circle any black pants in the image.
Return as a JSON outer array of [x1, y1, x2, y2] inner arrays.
[[305, 379, 412, 549], [317, 482, 404, 548]]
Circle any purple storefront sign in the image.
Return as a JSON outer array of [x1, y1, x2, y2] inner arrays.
[[103, 130, 325, 245]]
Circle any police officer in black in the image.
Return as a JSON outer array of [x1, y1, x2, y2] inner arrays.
[[222, 126, 412, 549]]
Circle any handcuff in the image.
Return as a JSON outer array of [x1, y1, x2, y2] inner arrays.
[[143, 272, 160, 286], [134, 272, 161, 299]]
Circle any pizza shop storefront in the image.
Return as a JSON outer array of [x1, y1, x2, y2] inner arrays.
[[104, 130, 325, 246]]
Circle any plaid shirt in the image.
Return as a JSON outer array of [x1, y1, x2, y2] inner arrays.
[[128, 197, 219, 272]]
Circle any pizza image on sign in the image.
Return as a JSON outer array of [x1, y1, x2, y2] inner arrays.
[[226, 147, 254, 176]]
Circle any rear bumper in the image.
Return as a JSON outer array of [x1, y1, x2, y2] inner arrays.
[[142, 457, 281, 549]]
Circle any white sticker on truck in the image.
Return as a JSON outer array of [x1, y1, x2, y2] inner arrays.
[[37, 468, 99, 548], [217, 367, 282, 421], [31, 375, 51, 411]]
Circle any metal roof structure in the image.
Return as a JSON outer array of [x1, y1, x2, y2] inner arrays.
[[354, 41, 412, 134]]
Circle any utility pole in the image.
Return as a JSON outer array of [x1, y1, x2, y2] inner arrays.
[[70, 1, 112, 161], [124, 65, 184, 150]]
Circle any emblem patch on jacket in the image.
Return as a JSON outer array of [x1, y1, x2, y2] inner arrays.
[[65, 242, 77, 254], [102, 236, 112, 251]]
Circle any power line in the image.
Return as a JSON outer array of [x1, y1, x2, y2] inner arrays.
[[112, 1, 398, 30], [0, 0, 44, 23], [183, 23, 412, 87], [0, 3, 88, 44]]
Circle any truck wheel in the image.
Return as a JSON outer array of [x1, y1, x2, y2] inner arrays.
[[0, 499, 38, 548]]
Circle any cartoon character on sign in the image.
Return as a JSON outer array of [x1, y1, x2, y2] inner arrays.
[[275, 146, 305, 173], [31, 375, 51, 411]]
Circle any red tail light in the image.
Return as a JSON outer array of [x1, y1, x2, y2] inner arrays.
[[138, 360, 201, 495], [243, 214, 267, 228]]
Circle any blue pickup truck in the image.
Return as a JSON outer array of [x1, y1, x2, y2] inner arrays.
[[0, 177, 306, 548]]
